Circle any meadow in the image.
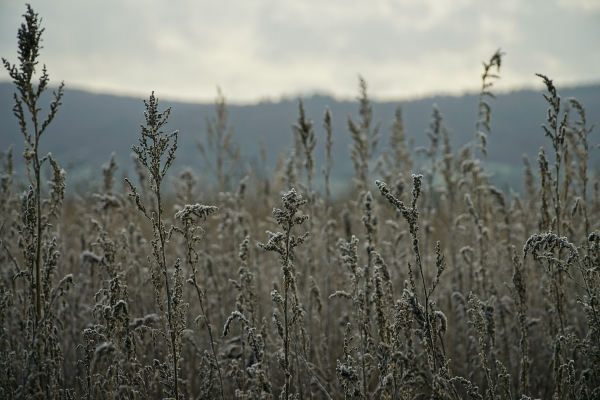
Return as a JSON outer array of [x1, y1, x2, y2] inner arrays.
[[1, 5, 599, 399]]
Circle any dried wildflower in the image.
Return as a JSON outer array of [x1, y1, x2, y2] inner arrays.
[[197, 87, 240, 192], [322, 107, 334, 206], [126, 92, 186, 400], [3, 4, 65, 323], [258, 188, 308, 399], [174, 204, 218, 223], [348, 76, 381, 193], [474, 49, 504, 158], [292, 99, 317, 195]]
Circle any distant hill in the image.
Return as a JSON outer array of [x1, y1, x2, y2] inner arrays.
[[1, 82, 599, 193]]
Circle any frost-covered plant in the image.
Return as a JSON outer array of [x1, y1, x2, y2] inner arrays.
[[258, 188, 309, 399], [125, 92, 185, 399], [2, 5, 72, 398], [2, 3, 66, 323]]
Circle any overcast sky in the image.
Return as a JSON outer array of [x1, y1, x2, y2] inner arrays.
[[1, 0, 599, 104]]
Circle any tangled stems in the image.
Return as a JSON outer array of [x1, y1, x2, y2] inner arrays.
[[174, 204, 223, 400], [377, 175, 444, 373]]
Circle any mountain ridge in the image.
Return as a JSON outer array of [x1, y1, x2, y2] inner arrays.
[[1, 82, 599, 192]]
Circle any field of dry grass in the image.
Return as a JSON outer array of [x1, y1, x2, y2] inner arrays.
[[1, 6, 599, 400]]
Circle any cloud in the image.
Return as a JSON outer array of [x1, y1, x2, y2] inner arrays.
[[557, 0, 600, 11], [1, 0, 598, 103]]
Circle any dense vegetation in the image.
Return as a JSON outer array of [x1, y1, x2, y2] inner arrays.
[[1, 5, 599, 399]]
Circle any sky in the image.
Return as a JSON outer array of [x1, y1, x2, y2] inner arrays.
[[1, 0, 599, 104]]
